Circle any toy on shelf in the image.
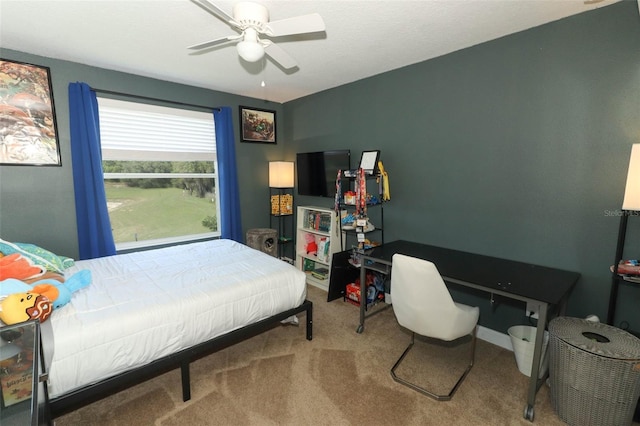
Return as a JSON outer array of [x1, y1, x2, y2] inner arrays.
[[305, 233, 317, 255], [611, 260, 640, 282]]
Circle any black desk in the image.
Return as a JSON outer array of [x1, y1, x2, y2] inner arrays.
[[357, 240, 580, 422]]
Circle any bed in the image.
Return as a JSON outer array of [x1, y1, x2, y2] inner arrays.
[[44, 239, 312, 418]]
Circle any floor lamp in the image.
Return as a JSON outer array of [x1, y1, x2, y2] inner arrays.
[[607, 144, 640, 325], [269, 161, 294, 259], [622, 144, 640, 211]]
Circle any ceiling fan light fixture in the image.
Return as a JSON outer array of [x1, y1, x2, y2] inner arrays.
[[233, 2, 269, 30], [237, 40, 265, 62], [189, 0, 325, 69]]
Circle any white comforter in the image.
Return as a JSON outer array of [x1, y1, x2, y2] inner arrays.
[[48, 239, 306, 399]]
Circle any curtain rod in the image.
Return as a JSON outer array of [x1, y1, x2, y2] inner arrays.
[[90, 87, 221, 112]]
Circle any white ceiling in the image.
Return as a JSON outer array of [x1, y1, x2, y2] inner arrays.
[[0, 0, 626, 104]]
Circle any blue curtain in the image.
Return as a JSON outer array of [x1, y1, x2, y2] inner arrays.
[[214, 107, 243, 242], [68, 82, 116, 259]]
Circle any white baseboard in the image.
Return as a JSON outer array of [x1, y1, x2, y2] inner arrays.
[[477, 325, 512, 351]]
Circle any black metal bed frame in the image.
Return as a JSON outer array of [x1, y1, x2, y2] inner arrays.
[[48, 299, 313, 420]]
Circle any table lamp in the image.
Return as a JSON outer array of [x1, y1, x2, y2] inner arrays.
[[622, 144, 640, 211]]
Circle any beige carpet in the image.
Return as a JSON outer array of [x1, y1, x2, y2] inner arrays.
[[55, 285, 567, 425]]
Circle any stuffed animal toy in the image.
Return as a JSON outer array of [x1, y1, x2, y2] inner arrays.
[[0, 269, 91, 310], [0, 278, 36, 295], [24, 271, 65, 285], [39, 269, 91, 309], [0, 292, 52, 325], [0, 253, 45, 281], [0, 282, 56, 326], [304, 233, 317, 255], [0, 241, 88, 325]]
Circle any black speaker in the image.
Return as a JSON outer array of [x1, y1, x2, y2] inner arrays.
[[246, 228, 278, 257]]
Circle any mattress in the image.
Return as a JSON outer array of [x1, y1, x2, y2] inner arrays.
[[48, 239, 306, 399]]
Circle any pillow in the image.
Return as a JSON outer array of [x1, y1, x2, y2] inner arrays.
[[0, 238, 74, 274]]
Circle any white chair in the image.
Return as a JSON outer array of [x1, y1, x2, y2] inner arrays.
[[390, 253, 480, 401]]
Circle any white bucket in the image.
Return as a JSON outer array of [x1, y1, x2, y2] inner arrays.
[[508, 325, 549, 378]]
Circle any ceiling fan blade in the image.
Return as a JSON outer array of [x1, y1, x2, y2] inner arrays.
[[263, 42, 297, 70], [266, 13, 325, 37], [190, 0, 238, 27], [188, 35, 240, 50]]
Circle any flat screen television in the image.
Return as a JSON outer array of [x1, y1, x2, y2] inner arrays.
[[296, 149, 350, 197]]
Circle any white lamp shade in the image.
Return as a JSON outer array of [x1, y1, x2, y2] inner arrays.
[[269, 161, 294, 188], [237, 41, 265, 62], [622, 144, 640, 211]]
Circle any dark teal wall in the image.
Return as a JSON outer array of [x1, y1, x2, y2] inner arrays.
[[1, 2, 639, 334], [285, 1, 640, 332], [0, 49, 285, 259]]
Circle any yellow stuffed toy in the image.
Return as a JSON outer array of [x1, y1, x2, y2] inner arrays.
[[0, 292, 53, 325]]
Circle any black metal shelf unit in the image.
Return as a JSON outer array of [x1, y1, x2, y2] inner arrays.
[[328, 170, 388, 302], [337, 171, 386, 251], [607, 210, 640, 332], [269, 187, 294, 262]]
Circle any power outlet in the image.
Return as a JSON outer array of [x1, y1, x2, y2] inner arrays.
[[526, 302, 539, 320]]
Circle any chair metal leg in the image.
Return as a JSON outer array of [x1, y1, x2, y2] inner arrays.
[[390, 326, 477, 401]]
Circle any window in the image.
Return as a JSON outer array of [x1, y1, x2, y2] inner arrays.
[[97, 97, 220, 250]]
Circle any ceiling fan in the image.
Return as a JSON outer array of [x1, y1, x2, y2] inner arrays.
[[189, 0, 325, 70]]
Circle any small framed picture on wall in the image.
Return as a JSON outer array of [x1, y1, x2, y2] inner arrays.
[[239, 106, 276, 144]]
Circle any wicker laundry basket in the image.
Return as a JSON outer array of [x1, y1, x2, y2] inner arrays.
[[549, 317, 640, 426]]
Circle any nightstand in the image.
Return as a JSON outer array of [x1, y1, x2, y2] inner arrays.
[[0, 320, 50, 425]]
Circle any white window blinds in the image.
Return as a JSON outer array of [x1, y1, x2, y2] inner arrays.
[[97, 97, 216, 162]]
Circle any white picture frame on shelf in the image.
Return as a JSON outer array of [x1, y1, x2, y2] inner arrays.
[[359, 150, 380, 175]]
